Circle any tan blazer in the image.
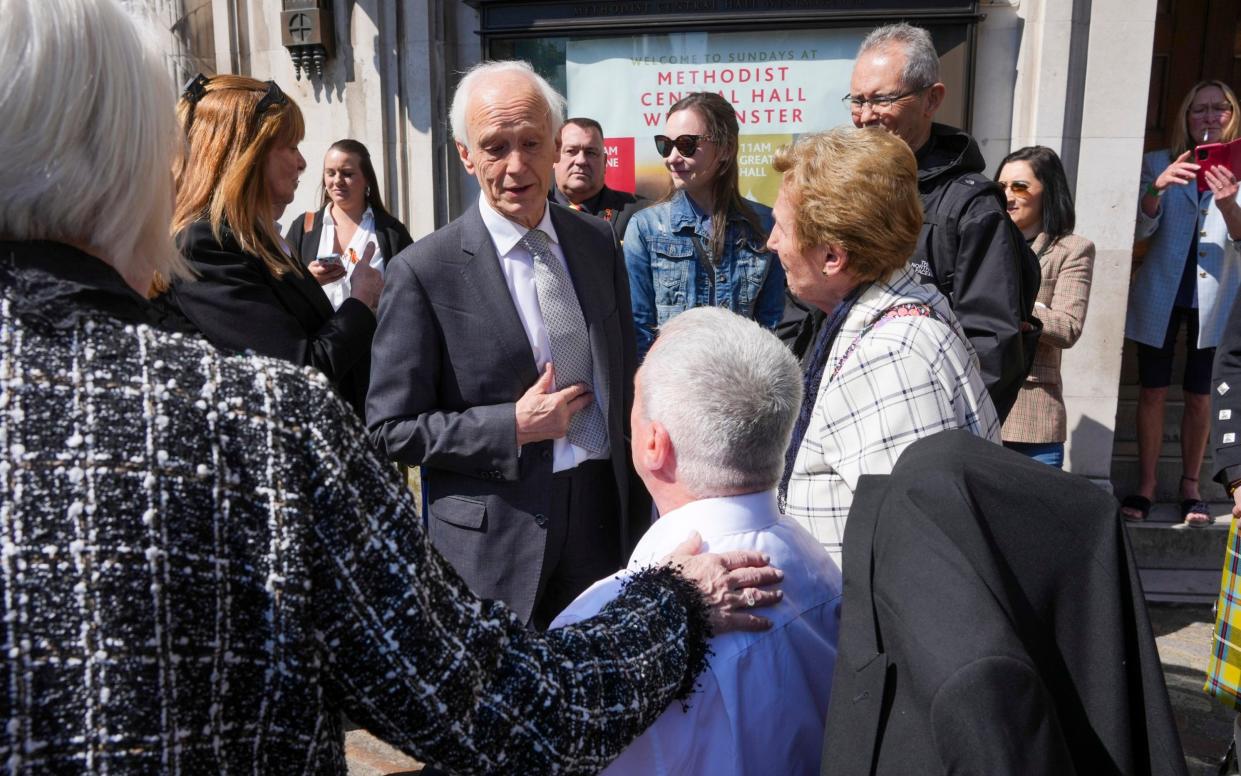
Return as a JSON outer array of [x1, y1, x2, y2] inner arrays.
[[1002, 232, 1096, 443]]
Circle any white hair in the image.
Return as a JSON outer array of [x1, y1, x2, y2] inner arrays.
[[639, 308, 803, 498], [449, 60, 566, 146], [0, 0, 188, 281], [859, 22, 941, 89]]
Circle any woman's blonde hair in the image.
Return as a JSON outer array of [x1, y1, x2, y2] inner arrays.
[[1170, 80, 1241, 157], [771, 128, 923, 283], [0, 0, 191, 287], [173, 75, 305, 278]]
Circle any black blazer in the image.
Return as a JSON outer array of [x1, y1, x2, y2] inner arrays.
[[284, 206, 414, 267], [823, 431, 1185, 776], [1213, 294, 1241, 488], [167, 220, 375, 415], [366, 202, 644, 624]]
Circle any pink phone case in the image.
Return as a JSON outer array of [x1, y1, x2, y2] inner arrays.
[[1196, 138, 1241, 192]]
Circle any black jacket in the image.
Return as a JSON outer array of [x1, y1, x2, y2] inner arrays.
[[166, 220, 375, 415], [284, 206, 414, 268], [823, 430, 1185, 776], [550, 186, 649, 245], [1213, 292, 1241, 487], [912, 124, 1040, 421]]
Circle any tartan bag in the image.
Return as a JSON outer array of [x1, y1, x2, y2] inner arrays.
[[1206, 515, 1241, 709]]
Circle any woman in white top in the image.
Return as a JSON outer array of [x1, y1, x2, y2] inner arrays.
[[286, 139, 414, 309]]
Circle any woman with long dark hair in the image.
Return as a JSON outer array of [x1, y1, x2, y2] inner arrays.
[[1122, 80, 1241, 524], [994, 146, 1096, 469], [623, 92, 785, 360], [285, 139, 413, 309]]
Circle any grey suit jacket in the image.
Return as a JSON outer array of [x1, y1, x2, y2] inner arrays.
[[366, 202, 642, 624]]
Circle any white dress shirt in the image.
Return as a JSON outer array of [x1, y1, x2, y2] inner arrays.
[[477, 194, 608, 472], [551, 490, 842, 775], [313, 204, 384, 310]]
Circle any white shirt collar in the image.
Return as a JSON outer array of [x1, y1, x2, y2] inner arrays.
[[322, 204, 374, 227], [630, 490, 781, 567], [477, 191, 560, 258]]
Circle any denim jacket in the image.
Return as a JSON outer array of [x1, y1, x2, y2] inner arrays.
[[623, 190, 784, 359]]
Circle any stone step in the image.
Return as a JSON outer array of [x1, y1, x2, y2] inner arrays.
[[1111, 456, 1228, 502], [1127, 502, 1231, 603]]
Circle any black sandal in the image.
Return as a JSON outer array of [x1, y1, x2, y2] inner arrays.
[[1121, 495, 1152, 522], [1181, 475, 1213, 526]]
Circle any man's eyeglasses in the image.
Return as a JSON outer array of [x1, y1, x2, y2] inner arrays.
[[997, 180, 1033, 196], [654, 134, 713, 158], [841, 85, 930, 113]]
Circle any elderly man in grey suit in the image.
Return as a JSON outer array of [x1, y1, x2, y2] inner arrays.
[[367, 60, 643, 629]]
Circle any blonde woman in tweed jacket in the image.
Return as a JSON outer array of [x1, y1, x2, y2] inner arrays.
[[996, 147, 1096, 469], [771, 129, 1000, 564]]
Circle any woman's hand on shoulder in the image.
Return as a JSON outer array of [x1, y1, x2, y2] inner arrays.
[[663, 531, 783, 634]]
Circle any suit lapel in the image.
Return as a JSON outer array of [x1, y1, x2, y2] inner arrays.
[[458, 205, 541, 386], [550, 205, 613, 431]]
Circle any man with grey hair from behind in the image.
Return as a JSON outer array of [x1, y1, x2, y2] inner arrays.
[[552, 306, 843, 776]]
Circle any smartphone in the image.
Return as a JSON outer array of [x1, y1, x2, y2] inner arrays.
[[317, 253, 343, 267], [1196, 138, 1241, 192]]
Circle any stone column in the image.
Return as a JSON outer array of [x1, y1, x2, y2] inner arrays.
[[1058, 0, 1156, 483]]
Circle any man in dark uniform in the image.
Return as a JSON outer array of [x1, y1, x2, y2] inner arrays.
[[551, 117, 647, 244]]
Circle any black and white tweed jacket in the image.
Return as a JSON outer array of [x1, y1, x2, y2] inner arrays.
[[0, 241, 710, 774]]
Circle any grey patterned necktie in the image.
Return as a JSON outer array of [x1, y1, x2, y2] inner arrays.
[[520, 228, 608, 454]]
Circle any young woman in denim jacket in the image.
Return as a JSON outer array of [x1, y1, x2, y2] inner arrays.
[[623, 92, 785, 360]]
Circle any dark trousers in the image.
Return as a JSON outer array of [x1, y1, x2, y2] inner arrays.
[[530, 459, 622, 631]]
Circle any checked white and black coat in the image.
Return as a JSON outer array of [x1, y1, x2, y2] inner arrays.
[[784, 266, 1001, 564], [0, 241, 711, 775]]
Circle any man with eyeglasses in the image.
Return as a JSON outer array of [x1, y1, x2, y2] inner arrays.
[[834, 22, 1041, 422], [550, 117, 648, 244]]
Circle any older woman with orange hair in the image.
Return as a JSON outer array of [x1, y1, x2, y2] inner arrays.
[[772, 127, 1000, 562], [165, 75, 381, 415]]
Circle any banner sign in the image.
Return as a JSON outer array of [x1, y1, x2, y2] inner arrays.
[[566, 29, 866, 206]]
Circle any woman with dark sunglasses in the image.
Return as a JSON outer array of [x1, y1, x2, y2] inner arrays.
[[162, 76, 382, 416], [623, 92, 785, 360], [993, 146, 1096, 470]]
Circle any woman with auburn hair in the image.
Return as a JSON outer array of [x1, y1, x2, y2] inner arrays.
[[0, 0, 782, 771], [771, 127, 999, 563], [285, 138, 413, 309], [1122, 79, 1241, 525], [623, 91, 785, 361], [165, 75, 381, 415]]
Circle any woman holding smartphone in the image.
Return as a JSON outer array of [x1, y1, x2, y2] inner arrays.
[[623, 92, 785, 361], [1122, 80, 1241, 524], [286, 138, 414, 309]]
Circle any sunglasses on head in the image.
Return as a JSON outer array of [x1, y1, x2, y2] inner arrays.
[[654, 134, 713, 158], [181, 73, 288, 129], [997, 180, 1032, 195]]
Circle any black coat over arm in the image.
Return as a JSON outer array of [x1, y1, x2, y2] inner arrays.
[[823, 430, 1185, 776]]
